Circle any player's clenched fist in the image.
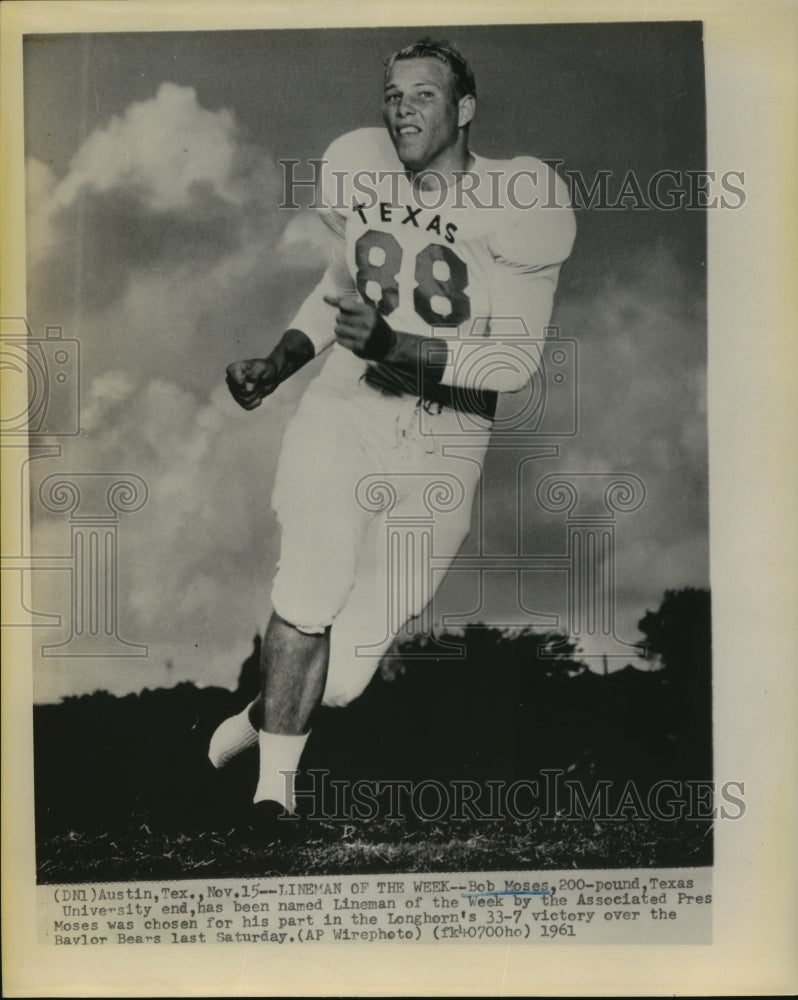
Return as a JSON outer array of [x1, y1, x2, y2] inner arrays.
[[225, 358, 279, 410], [323, 294, 397, 360]]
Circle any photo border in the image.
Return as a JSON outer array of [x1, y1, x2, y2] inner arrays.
[[2, 1, 796, 996]]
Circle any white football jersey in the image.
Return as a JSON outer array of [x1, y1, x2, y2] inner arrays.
[[290, 127, 576, 394]]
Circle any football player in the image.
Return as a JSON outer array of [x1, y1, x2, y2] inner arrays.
[[210, 38, 576, 833]]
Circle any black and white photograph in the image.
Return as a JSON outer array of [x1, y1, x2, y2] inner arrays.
[[2, 1, 796, 996]]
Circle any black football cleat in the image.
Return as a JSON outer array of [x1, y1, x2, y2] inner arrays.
[[243, 799, 303, 845]]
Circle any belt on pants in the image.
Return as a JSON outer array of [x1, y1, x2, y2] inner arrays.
[[419, 381, 498, 421], [363, 364, 498, 420]]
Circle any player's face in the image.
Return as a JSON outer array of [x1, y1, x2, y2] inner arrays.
[[382, 58, 467, 171]]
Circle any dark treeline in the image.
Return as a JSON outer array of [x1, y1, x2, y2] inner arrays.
[[33, 588, 711, 837]]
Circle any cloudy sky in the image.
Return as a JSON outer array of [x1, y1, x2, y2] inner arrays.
[[22, 22, 709, 702]]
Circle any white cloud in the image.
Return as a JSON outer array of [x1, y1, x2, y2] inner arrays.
[[80, 370, 137, 432], [26, 81, 292, 289], [54, 83, 244, 212], [277, 211, 334, 269]]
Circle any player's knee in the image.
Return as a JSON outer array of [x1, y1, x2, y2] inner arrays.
[[271, 548, 358, 635], [271, 578, 351, 636], [274, 613, 327, 637], [321, 670, 374, 708], [320, 685, 351, 708]]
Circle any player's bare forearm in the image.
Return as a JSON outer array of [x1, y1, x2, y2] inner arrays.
[[226, 329, 315, 410]]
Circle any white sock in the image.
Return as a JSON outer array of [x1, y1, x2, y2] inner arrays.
[[208, 702, 258, 768], [253, 730, 309, 813]]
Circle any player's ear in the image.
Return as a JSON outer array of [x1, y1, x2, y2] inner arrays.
[[457, 94, 475, 129]]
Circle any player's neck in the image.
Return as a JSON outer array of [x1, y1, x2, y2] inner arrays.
[[409, 143, 475, 193]]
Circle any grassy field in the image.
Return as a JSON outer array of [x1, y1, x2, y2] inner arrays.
[[37, 814, 712, 884], [34, 612, 713, 885]]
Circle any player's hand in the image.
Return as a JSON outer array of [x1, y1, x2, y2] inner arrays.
[[323, 294, 396, 360], [225, 358, 279, 410]]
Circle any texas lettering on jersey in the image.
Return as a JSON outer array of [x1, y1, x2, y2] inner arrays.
[[351, 200, 459, 245]]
